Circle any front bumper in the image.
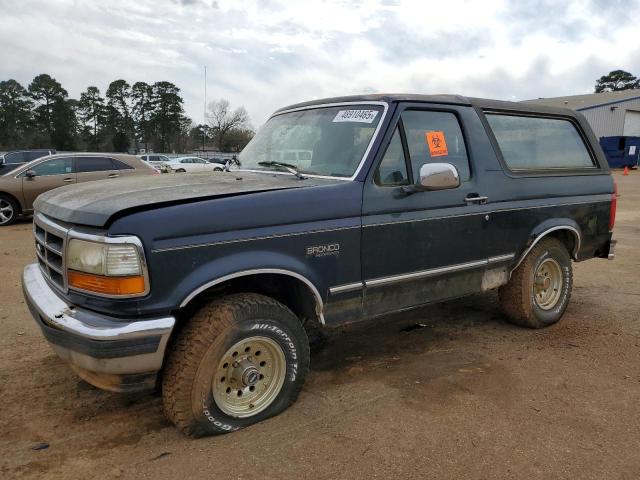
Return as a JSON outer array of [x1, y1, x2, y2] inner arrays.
[[22, 263, 175, 391]]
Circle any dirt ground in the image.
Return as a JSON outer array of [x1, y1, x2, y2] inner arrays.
[[1, 171, 638, 480]]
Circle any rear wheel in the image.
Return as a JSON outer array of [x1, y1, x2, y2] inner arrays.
[[162, 293, 310, 437], [0, 195, 18, 226], [499, 238, 573, 328], [175, 168, 186, 173]]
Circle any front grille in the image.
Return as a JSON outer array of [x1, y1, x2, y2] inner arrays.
[[34, 213, 70, 291]]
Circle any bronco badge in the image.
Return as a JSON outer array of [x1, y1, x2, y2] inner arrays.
[[306, 243, 340, 257]]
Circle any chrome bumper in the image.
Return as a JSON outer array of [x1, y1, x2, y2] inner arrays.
[[22, 263, 175, 379], [608, 239, 616, 260]]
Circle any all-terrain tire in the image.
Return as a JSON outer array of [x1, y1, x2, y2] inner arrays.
[[162, 293, 310, 437], [499, 238, 573, 329], [0, 194, 19, 226]]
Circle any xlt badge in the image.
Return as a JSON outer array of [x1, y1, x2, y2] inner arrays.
[[306, 243, 340, 258]]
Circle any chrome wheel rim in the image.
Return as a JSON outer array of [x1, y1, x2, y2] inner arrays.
[[212, 336, 286, 418], [533, 258, 563, 310], [0, 200, 14, 225]]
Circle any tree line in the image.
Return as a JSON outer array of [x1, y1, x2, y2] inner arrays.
[[0, 74, 254, 154], [595, 70, 640, 93]]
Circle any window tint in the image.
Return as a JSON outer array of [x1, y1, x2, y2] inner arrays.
[[29, 157, 74, 176], [375, 127, 409, 186], [76, 156, 117, 173], [112, 158, 134, 170], [401, 110, 470, 182], [486, 114, 595, 170]]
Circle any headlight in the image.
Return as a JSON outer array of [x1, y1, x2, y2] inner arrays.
[[66, 238, 146, 296]]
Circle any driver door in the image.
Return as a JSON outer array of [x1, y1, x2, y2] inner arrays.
[[362, 105, 492, 317], [21, 156, 76, 210]]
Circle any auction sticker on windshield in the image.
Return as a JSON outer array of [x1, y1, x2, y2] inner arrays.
[[333, 109, 379, 123]]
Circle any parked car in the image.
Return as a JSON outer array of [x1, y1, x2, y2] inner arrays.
[[165, 156, 226, 173], [138, 154, 171, 172], [0, 149, 56, 175], [23, 94, 616, 437], [0, 153, 157, 226]]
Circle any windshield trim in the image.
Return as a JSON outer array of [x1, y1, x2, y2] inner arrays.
[[235, 100, 389, 181]]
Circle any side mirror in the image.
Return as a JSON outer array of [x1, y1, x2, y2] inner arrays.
[[25, 170, 36, 179], [418, 163, 460, 191]]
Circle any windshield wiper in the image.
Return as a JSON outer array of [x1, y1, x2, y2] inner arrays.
[[257, 161, 307, 180]]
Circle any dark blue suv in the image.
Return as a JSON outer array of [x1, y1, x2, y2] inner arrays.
[[22, 94, 616, 436]]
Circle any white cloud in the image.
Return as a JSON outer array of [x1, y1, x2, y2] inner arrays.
[[1, 0, 640, 126]]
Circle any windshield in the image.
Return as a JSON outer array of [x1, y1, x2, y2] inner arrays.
[[239, 104, 385, 178]]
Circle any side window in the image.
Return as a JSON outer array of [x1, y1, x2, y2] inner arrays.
[[25, 151, 46, 161], [485, 114, 595, 170], [375, 127, 409, 186], [401, 110, 471, 182], [111, 158, 134, 170], [28, 157, 74, 176], [5, 152, 24, 164], [76, 156, 117, 173]]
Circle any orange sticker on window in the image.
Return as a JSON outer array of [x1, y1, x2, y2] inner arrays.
[[426, 131, 448, 157]]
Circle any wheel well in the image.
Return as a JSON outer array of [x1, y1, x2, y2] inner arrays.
[[0, 192, 21, 214], [180, 273, 322, 326], [547, 229, 578, 259], [512, 226, 580, 273]]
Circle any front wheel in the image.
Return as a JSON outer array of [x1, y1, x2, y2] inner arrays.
[[499, 238, 573, 328], [175, 168, 186, 173], [162, 293, 310, 437]]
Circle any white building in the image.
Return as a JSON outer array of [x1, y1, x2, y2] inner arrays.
[[524, 89, 640, 139]]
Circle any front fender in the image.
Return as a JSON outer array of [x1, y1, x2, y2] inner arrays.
[[171, 249, 326, 311]]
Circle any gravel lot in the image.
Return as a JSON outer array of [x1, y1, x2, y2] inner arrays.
[[1, 171, 638, 480]]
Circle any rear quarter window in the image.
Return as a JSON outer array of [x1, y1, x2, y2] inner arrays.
[[486, 113, 595, 171], [112, 158, 134, 170]]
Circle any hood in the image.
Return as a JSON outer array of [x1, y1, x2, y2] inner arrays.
[[35, 171, 340, 227]]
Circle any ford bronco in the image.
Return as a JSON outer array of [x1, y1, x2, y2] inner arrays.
[[22, 94, 616, 436]]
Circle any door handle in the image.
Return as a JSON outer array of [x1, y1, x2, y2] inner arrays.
[[465, 194, 489, 204], [108, 173, 119, 178], [63, 178, 74, 183]]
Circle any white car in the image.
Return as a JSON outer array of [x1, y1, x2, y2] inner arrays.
[[165, 156, 226, 173], [138, 154, 171, 172]]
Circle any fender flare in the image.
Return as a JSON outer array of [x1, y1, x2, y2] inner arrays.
[[511, 224, 581, 272], [179, 267, 326, 326]]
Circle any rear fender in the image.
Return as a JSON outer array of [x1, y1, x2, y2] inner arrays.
[[512, 219, 581, 272]]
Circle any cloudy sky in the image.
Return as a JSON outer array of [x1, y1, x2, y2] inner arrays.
[[1, 0, 639, 127]]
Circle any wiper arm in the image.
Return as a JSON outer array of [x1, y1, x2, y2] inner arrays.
[[258, 161, 307, 180]]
